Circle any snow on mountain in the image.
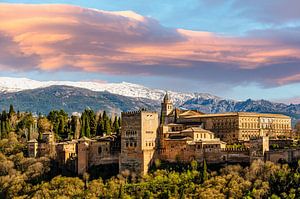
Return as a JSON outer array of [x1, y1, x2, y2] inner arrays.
[[0, 77, 220, 105]]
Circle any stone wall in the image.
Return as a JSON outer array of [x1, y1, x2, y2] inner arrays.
[[120, 110, 158, 175], [265, 148, 300, 163], [88, 140, 119, 167]]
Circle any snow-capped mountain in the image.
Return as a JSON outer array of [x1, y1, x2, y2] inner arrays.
[[0, 77, 299, 124], [0, 77, 220, 105]]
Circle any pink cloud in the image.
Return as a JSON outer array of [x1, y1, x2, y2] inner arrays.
[[0, 4, 300, 86]]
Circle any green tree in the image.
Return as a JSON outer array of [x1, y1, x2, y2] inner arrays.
[[202, 159, 208, 182], [113, 116, 120, 134], [104, 119, 111, 135], [80, 114, 86, 138], [96, 114, 104, 136], [47, 110, 68, 139], [8, 104, 15, 118]]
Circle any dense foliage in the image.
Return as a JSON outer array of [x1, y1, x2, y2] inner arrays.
[[0, 105, 299, 198], [1, 105, 120, 142], [0, 132, 299, 199], [1, 137, 299, 199]]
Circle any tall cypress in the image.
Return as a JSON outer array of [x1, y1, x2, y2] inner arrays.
[[104, 118, 111, 135], [9, 104, 15, 118], [118, 117, 121, 129], [202, 159, 208, 182], [113, 116, 120, 134], [80, 114, 86, 138], [96, 114, 104, 136], [85, 115, 91, 138]]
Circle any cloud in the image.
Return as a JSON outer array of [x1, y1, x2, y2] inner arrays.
[[232, 0, 300, 24], [276, 96, 300, 104], [0, 31, 39, 70], [0, 3, 300, 87]]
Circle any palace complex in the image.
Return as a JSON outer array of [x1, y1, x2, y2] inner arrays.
[[28, 93, 299, 176]]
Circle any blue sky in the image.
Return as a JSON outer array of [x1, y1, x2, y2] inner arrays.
[[0, 0, 300, 103]]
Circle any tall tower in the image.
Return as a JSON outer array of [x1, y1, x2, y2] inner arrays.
[[77, 137, 91, 175], [161, 92, 173, 125], [119, 110, 158, 175]]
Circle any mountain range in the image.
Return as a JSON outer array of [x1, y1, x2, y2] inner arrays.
[[0, 77, 299, 124]]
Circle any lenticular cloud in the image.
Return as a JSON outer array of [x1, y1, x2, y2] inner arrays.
[[0, 3, 300, 86]]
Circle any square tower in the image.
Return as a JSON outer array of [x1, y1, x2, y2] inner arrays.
[[120, 110, 158, 175]]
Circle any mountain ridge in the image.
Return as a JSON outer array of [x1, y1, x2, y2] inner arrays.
[[0, 77, 220, 106], [0, 77, 299, 124]]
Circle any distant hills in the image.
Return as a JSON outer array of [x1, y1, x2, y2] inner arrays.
[[0, 77, 299, 124], [0, 85, 160, 115]]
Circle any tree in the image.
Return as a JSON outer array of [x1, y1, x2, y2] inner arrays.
[[32, 176, 85, 198], [202, 159, 208, 182], [295, 121, 300, 139], [37, 117, 52, 134], [0, 110, 10, 138], [113, 116, 120, 134], [47, 110, 68, 139], [80, 114, 86, 138], [85, 118, 91, 138], [96, 114, 104, 136], [191, 160, 198, 171], [8, 104, 15, 118], [70, 115, 80, 139], [104, 119, 111, 135], [118, 117, 121, 129], [83, 172, 90, 189]]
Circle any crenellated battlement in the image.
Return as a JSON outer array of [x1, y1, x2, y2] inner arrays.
[[221, 148, 249, 152], [121, 109, 156, 116]]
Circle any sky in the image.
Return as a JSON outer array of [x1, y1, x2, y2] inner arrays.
[[0, 0, 300, 103]]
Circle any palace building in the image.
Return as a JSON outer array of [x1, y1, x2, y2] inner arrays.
[[161, 93, 292, 143], [28, 92, 296, 176]]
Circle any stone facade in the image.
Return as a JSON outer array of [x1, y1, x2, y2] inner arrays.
[[28, 132, 56, 158], [27, 93, 298, 176], [27, 139, 38, 158], [119, 110, 159, 175], [165, 100, 292, 143]]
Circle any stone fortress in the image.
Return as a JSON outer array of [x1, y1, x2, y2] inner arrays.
[[28, 93, 300, 176]]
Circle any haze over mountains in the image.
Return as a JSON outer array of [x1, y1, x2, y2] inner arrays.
[[0, 77, 299, 123]]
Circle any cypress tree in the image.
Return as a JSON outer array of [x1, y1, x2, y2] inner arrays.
[[80, 114, 86, 137], [102, 111, 108, 121], [113, 116, 120, 134], [202, 159, 208, 182], [58, 117, 65, 137], [9, 104, 15, 118], [0, 113, 2, 138], [100, 119, 105, 135], [104, 119, 111, 135], [89, 110, 96, 137], [38, 132, 43, 141], [1, 110, 9, 137], [118, 116, 121, 127], [85, 115, 91, 138], [96, 114, 104, 136], [70, 116, 77, 138]]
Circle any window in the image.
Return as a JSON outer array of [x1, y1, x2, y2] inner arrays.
[[98, 147, 102, 154]]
